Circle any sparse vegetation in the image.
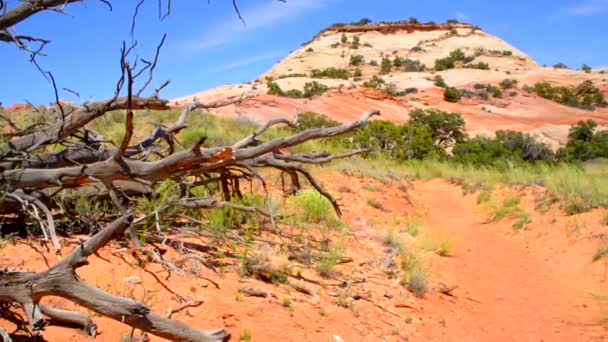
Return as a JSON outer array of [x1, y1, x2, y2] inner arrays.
[[399, 245, 429, 297], [465, 62, 490, 70], [530, 80, 606, 109], [433, 75, 447, 88], [581, 64, 592, 73], [349, 54, 365, 66], [435, 49, 466, 71], [500, 78, 519, 90], [240, 328, 253, 342], [443, 87, 462, 102], [267, 80, 329, 98], [420, 233, 455, 256], [380, 57, 393, 75], [351, 36, 360, 49], [553, 62, 569, 69], [311, 67, 350, 80], [242, 246, 290, 284]]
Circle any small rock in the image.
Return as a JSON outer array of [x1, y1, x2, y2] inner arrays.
[[124, 276, 141, 284], [333, 335, 344, 342]]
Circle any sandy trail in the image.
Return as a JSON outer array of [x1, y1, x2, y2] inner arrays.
[[415, 180, 606, 342]]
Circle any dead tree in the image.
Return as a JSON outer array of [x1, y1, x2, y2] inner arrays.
[[0, 1, 380, 341]]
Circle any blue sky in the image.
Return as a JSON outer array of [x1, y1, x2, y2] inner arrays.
[[1, 0, 607, 106]]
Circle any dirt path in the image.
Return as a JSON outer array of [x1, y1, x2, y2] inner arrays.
[[415, 180, 607, 342]]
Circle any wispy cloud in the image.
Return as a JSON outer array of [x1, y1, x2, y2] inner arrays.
[[456, 12, 470, 21], [557, 0, 608, 17], [207, 50, 285, 72], [185, 0, 338, 51]]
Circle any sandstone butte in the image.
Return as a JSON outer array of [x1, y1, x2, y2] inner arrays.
[[171, 22, 608, 150]]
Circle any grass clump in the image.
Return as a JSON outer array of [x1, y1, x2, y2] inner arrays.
[[362, 184, 382, 192], [242, 246, 290, 284], [420, 233, 455, 256], [592, 240, 608, 263], [382, 228, 401, 247], [487, 194, 532, 230], [399, 244, 429, 297], [239, 328, 253, 342], [317, 232, 348, 277], [367, 198, 390, 212], [288, 190, 338, 227]]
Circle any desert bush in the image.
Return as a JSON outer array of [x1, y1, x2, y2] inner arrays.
[[349, 54, 365, 66], [399, 245, 429, 297], [402, 59, 426, 72], [553, 62, 569, 69], [311, 67, 350, 79], [530, 81, 605, 109], [296, 111, 340, 130], [500, 78, 518, 90], [351, 36, 360, 49], [558, 120, 608, 162], [443, 87, 461, 102], [367, 198, 390, 212], [420, 233, 455, 256], [380, 57, 393, 75], [409, 17, 420, 24], [433, 75, 447, 88], [317, 233, 347, 277], [288, 190, 336, 225], [409, 109, 466, 148], [369, 59, 378, 66], [277, 73, 308, 79], [341, 33, 347, 43], [243, 246, 290, 284], [581, 64, 592, 73], [435, 49, 466, 71], [240, 328, 253, 342], [465, 62, 490, 70]]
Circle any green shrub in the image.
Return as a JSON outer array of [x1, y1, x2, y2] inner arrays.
[[311, 67, 350, 80], [558, 120, 608, 162], [420, 233, 455, 256], [353, 68, 362, 77], [341, 34, 347, 43], [380, 57, 393, 75], [530, 80, 605, 109], [435, 49, 466, 71], [240, 328, 252, 342], [367, 198, 390, 212], [433, 75, 447, 88], [443, 87, 461, 102], [500, 78, 518, 90], [244, 246, 290, 283], [465, 62, 490, 70], [288, 190, 336, 224], [351, 36, 360, 49], [592, 240, 608, 263], [491, 87, 503, 98], [349, 54, 365, 66], [408, 109, 466, 148], [393, 56, 406, 67], [581, 64, 592, 73], [354, 119, 445, 160], [409, 17, 420, 24], [399, 246, 428, 297], [296, 112, 340, 130], [369, 60, 378, 66], [553, 62, 569, 69], [402, 59, 426, 72]]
